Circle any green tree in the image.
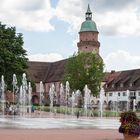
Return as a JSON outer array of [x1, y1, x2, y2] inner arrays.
[[63, 52, 104, 96], [0, 22, 28, 90]]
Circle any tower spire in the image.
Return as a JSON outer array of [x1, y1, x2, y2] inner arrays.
[[78, 4, 99, 53], [85, 4, 92, 20]]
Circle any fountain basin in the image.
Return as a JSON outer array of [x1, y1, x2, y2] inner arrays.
[[0, 117, 120, 129]]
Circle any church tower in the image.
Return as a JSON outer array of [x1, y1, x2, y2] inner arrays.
[[77, 4, 100, 54]]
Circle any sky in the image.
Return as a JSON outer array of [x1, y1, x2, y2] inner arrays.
[[1, 0, 140, 71]]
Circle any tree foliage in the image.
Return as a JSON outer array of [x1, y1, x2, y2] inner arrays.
[[63, 52, 104, 96], [0, 22, 28, 90]]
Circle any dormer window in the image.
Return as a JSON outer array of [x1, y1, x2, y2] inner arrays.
[[120, 83, 123, 88], [112, 84, 115, 88], [129, 83, 133, 87]]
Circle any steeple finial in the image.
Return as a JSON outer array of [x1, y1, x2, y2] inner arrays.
[[87, 4, 91, 13], [85, 4, 92, 20]]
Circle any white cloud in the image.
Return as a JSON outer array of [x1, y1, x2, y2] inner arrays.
[[55, 0, 140, 36], [104, 50, 140, 71], [28, 53, 64, 62], [55, 0, 84, 33], [0, 0, 55, 32], [97, 8, 140, 36], [1, 0, 140, 36]]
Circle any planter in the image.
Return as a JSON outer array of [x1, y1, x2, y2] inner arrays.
[[123, 134, 138, 140]]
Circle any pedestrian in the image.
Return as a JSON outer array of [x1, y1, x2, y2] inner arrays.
[[31, 105, 35, 113], [76, 111, 79, 119]]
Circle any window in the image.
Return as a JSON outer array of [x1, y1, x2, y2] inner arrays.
[[129, 83, 133, 87], [120, 83, 123, 87], [109, 93, 112, 96], [130, 92, 133, 96], [118, 92, 120, 96], [112, 84, 115, 88], [123, 92, 126, 96], [130, 92, 134, 96], [134, 92, 136, 96]]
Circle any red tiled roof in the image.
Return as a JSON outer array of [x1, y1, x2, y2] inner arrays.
[[27, 60, 140, 92], [27, 59, 67, 83], [105, 69, 140, 91]]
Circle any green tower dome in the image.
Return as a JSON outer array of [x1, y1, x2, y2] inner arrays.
[[80, 4, 98, 32], [80, 20, 98, 32]]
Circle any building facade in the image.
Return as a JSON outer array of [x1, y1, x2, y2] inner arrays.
[[104, 70, 140, 110], [27, 5, 140, 110]]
